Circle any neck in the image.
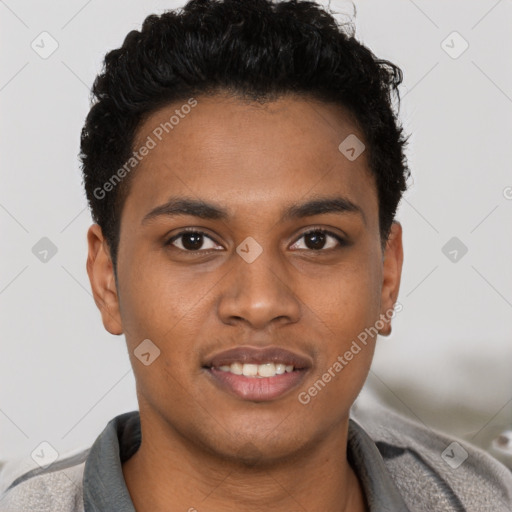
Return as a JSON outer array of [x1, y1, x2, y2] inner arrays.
[[122, 412, 367, 512]]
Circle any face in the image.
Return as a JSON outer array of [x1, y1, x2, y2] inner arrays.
[[87, 93, 403, 464]]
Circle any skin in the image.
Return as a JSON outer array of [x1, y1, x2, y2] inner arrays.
[[86, 93, 403, 512]]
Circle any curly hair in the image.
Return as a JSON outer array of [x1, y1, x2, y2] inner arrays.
[[80, 0, 410, 271]]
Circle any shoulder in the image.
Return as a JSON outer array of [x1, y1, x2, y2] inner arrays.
[[0, 449, 89, 512], [352, 404, 512, 512]]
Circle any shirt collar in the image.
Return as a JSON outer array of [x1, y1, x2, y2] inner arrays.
[[83, 411, 410, 512], [347, 418, 411, 511], [83, 411, 139, 512]]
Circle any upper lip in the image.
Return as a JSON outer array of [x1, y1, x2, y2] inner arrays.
[[204, 346, 312, 369]]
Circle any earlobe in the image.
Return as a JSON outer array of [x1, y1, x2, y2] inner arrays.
[[86, 224, 124, 335], [378, 221, 404, 337]]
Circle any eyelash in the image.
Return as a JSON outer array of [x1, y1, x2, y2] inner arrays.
[[165, 227, 347, 253]]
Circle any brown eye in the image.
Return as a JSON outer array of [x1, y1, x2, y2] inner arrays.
[[290, 229, 345, 251], [180, 232, 204, 250], [304, 231, 327, 250], [168, 231, 222, 252]]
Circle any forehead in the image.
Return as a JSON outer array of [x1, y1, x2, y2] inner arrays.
[[123, 94, 378, 228]]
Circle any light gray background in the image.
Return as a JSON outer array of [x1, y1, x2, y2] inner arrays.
[[1, 0, 511, 474]]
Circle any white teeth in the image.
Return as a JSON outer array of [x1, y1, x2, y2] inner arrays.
[[231, 362, 243, 375], [242, 363, 258, 377], [216, 362, 296, 378], [275, 364, 286, 375], [258, 363, 276, 377]]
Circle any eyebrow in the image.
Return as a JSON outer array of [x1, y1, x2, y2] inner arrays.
[[141, 196, 366, 225]]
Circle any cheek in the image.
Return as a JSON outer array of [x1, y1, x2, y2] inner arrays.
[[117, 260, 209, 404], [298, 255, 381, 398], [304, 258, 382, 338], [296, 268, 379, 417], [117, 248, 217, 342]]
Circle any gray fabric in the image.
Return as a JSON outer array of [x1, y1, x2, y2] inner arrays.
[[1, 407, 511, 511], [0, 461, 85, 512], [5, 451, 90, 493], [347, 420, 411, 511], [82, 412, 139, 512], [352, 405, 512, 511]]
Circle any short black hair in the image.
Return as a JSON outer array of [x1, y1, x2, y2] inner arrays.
[[80, 0, 410, 271]]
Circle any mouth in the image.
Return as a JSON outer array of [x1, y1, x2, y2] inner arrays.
[[202, 346, 312, 402]]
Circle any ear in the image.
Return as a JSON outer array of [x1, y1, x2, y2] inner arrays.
[[86, 224, 123, 335], [378, 221, 404, 336]]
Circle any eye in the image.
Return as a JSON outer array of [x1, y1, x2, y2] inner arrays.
[[290, 228, 346, 251], [167, 230, 223, 252]]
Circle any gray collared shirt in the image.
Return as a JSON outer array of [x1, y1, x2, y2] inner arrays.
[[2, 407, 511, 511], [82, 411, 410, 512]]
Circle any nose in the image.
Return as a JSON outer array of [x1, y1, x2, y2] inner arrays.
[[217, 248, 301, 330]]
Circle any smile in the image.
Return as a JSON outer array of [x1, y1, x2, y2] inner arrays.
[[215, 362, 295, 378], [206, 367, 308, 401]]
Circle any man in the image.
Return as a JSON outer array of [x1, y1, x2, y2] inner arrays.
[[2, 0, 511, 510]]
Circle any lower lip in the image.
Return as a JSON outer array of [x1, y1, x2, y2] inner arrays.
[[206, 368, 308, 402]]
